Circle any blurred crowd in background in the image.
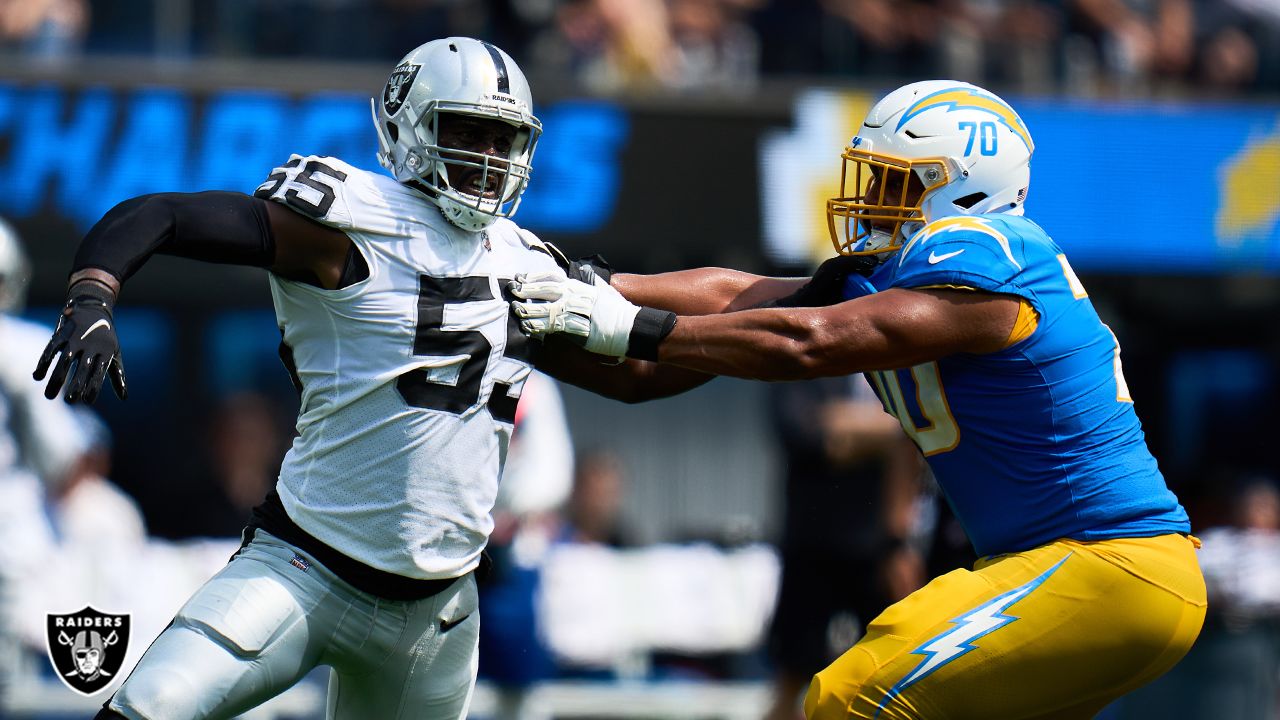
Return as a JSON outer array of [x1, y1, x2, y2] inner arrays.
[[2, 0, 1279, 95]]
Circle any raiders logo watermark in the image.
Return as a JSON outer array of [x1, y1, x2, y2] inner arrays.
[[45, 607, 131, 696], [383, 62, 420, 116]]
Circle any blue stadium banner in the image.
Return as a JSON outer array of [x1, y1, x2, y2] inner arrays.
[[0, 83, 627, 237], [2, 80, 1278, 275]]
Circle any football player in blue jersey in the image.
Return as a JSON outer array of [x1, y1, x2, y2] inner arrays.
[[511, 80, 1207, 719]]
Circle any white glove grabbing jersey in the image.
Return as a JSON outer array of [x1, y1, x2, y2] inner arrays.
[[510, 271, 641, 359], [256, 154, 562, 580]]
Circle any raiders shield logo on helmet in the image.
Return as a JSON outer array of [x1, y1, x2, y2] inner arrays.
[[383, 62, 421, 116], [46, 607, 131, 696]]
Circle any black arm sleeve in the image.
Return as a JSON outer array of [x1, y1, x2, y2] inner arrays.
[[73, 191, 276, 281]]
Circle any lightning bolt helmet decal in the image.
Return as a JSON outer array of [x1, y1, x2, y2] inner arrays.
[[896, 87, 1035, 153]]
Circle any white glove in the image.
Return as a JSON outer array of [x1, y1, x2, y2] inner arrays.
[[510, 270, 641, 358]]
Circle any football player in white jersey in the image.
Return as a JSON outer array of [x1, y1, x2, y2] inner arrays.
[[32, 37, 736, 720], [0, 219, 96, 707]]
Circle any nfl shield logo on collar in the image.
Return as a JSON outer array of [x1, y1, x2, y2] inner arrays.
[[383, 62, 421, 116], [45, 606, 131, 696]]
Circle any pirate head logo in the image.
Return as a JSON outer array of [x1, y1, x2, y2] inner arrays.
[[46, 607, 130, 696], [383, 62, 420, 116]]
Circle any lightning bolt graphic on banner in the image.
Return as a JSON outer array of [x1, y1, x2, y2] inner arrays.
[[874, 553, 1072, 717]]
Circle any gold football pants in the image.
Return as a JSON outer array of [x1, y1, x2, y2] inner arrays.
[[805, 533, 1206, 720]]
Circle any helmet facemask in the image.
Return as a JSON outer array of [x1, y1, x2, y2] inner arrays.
[[827, 148, 951, 258], [402, 103, 541, 230]]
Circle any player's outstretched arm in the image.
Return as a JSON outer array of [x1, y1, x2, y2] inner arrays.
[[533, 336, 715, 404], [608, 255, 880, 314], [611, 269, 804, 315], [33, 191, 350, 404], [652, 288, 1021, 380], [518, 265, 808, 403], [512, 276, 1021, 381]]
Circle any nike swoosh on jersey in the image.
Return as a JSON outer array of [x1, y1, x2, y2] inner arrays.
[[79, 319, 111, 340], [928, 249, 966, 264]]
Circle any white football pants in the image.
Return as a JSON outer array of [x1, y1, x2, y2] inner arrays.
[[107, 530, 479, 720]]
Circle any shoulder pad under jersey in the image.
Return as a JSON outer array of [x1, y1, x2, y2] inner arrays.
[[254, 155, 434, 237], [892, 215, 1042, 293]]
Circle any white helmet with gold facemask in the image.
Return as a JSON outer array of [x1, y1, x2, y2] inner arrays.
[[828, 80, 1034, 258]]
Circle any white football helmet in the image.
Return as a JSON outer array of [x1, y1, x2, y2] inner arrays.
[[828, 80, 1034, 257], [372, 37, 542, 232], [0, 217, 30, 312]]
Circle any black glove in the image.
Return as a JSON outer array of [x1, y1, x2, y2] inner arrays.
[[770, 254, 880, 308], [33, 281, 128, 404]]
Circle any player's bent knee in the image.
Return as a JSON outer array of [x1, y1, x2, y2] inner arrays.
[[111, 667, 202, 719], [804, 647, 879, 720], [804, 671, 845, 720]]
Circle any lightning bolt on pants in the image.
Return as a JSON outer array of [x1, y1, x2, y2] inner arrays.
[[804, 533, 1205, 720]]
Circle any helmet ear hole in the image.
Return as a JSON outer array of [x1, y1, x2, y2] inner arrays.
[[954, 191, 988, 209], [385, 122, 399, 143]]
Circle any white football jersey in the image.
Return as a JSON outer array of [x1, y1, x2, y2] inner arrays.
[[254, 155, 562, 580]]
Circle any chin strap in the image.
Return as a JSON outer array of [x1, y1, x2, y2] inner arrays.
[[437, 197, 497, 232], [371, 98, 395, 172]]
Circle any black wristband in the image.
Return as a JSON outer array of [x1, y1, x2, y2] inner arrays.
[[627, 307, 677, 361], [67, 280, 117, 310]]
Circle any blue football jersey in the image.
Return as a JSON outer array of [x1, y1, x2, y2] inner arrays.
[[857, 214, 1189, 557]]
